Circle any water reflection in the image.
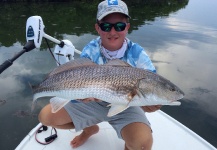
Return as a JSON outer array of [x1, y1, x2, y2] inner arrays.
[[135, 16, 217, 118]]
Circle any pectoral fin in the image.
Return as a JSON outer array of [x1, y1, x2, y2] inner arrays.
[[50, 97, 70, 113], [107, 105, 129, 117]]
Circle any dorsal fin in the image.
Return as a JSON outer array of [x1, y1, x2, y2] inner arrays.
[[48, 58, 96, 76], [105, 59, 131, 67]]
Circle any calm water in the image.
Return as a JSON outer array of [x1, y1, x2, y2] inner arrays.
[[0, 0, 217, 149]]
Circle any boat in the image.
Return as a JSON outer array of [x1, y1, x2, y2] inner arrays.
[[1, 16, 215, 150], [15, 110, 216, 150]]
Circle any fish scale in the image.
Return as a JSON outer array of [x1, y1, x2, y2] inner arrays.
[[32, 58, 184, 117], [34, 66, 140, 94]]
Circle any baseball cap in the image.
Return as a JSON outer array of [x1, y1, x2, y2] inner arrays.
[[97, 0, 130, 21]]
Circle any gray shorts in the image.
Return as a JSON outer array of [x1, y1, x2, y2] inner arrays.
[[64, 101, 151, 139]]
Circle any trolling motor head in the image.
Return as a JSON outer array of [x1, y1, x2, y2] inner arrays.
[[25, 16, 45, 50]]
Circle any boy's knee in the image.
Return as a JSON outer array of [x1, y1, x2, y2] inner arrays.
[[38, 110, 50, 126], [125, 135, 153, 150], [38, 105, 53, 126], [122, 122, 153, 150]]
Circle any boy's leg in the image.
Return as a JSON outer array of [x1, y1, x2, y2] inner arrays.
[[121, 122, 153, 150], [38, 104, 74, 129]]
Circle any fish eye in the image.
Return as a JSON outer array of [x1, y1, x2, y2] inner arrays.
[[170, 87, 175, 92], [165, 84, 176, 92]]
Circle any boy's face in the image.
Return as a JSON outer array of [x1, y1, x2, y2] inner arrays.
[[95, 13, 130, 51]]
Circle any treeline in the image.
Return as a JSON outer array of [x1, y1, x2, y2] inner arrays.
[[2, 0, 96, 1], [0, 0, 188, 47], [0, 0, 187, 5]]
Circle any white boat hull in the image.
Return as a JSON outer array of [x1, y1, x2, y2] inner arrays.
[[15, 110, 216, 150]]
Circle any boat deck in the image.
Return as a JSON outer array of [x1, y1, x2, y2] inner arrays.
[[16, 110, 216, 150]]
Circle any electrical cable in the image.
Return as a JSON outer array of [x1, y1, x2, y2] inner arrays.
[[44, 38, 61, 66], [35, 125, 57, 145]]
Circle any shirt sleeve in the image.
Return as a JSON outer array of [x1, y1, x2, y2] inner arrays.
[[137, 49, 156, 73], [129, 42, 156, 73], [80, 38, 99, 61], [80, 45, 92, 59], [80, 38, 104, 64]]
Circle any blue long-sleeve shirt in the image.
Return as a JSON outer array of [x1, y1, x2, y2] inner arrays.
[[80, 37, 156, 73]]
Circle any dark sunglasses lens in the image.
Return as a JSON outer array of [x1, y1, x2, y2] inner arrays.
[[114, 23, 126, 31], [100, 23, 112, 32], [99, 22, 126, 32]]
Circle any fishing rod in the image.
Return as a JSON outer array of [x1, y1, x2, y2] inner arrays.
[[0, 16, 81, 74]]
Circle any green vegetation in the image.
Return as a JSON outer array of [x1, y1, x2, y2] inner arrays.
[[0, 0, 188, 47]]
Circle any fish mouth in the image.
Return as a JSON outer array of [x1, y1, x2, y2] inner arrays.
[[168, 94, 184, 104], [169, 94, 184, 105], [173, 93, 185, 101], [179, 94, 185, 99], [180, 89, 185, 97]]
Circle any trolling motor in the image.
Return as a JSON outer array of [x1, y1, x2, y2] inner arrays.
[[0, 16, 79, 74], [0, 15, 82, 144]]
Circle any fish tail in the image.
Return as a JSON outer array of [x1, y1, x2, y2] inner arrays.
[[28, 82, 39, 94]]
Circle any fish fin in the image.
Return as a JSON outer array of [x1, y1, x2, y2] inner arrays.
[[50, 97, 70, 113], [48, 58, 97, 76], [127, 88, 142, 100], [107, 105, 129, 117], [28, 82, 39, 93], [28, 82, 33, 93], [125, 88, 138, 106], [137, 89, 146, 98], [105, 59, 131, 67]]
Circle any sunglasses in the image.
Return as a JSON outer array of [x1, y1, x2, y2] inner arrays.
[[98, 22, 127, 32]]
